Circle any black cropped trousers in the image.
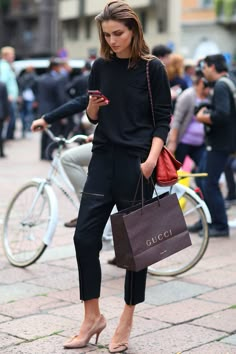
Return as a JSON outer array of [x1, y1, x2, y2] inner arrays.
[[73, 146, 154, 305]]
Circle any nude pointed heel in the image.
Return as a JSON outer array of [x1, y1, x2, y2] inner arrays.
[[63, 314, 106, 349], [109, 325, 131, 353], [109, 341, 128, 353]]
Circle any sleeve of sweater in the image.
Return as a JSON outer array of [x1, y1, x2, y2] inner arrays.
[[149, 59, 172, 143], [44, 94, 89, 124], [171, 89, 193, 129], [210, 81, 231, 126]]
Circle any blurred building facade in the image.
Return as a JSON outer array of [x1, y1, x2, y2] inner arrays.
[[0, 0, 60, 58], [58, 0, 181, 59], [181, 0, 236, 63], [1, 0, 235, 64]]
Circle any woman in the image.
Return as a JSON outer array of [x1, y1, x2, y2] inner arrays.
[[167, 72, 210, 166], [60, 1, 171, 352], [166, 53, 188, 110]]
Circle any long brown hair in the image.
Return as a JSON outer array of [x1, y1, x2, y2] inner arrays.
[[166, 53, 185, 81], [95, 1, 152, 67]]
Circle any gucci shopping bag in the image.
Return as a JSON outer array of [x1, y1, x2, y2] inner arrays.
[[110, 193, 192, 272]]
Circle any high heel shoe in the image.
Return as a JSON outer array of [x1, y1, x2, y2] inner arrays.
[[109, 325, 131, 353], [63, 314, 106, 349], [109, 341, 128, 353]]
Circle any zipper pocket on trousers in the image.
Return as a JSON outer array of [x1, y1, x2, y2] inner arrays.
[[81, 192, 105, 197]]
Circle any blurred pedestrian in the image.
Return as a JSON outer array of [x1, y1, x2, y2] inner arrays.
[[18, 65, 38, 138], [183, 58, 196, 88], [35, 58, 67, 160], [224, 155, 236, 208], [0, 81, 9, 157], [191, 54, 236, 237], [0, 46, 19, 140], [151, 44, 172, 66], [66, 61, 91, 99], [167, 71, 210, 167], [66, 61, 93, 135], [166, 53, 188, 110]]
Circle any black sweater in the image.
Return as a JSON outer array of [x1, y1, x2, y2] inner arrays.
[[206, 78, 236, 152], [44, 56, 171, 156], [44, 94, 88, 124], [88, 56, 171, 156]]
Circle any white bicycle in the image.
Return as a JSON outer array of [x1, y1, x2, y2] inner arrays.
[[2, 129, 87, 267], [148, 176, 211, 276], [2, 129, 211, 275]]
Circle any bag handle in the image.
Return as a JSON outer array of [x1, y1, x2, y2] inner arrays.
[[146, 61, 155, 126], [133, 174, 160, 209]]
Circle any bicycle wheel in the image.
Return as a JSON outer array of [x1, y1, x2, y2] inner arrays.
[[148, 184, 210, 276], [3, 179, 58, 267]]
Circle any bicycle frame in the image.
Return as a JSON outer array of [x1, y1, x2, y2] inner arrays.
[[46, 146, 79, 211], [155, 182, 211, 224]]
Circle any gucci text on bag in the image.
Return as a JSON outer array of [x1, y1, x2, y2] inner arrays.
[[111, 193, 192, 272], [146, 229, 173, 247]]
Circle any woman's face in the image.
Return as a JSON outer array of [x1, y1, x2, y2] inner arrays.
[[101, 20, 133, 58]]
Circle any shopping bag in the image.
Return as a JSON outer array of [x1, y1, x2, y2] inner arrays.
[[110, 192, 191, 272]]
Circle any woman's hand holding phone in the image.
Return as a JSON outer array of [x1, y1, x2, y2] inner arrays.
[[87, 90, 110, 120]]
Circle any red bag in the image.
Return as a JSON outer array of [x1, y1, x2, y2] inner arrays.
[[156, 146, 182, 187], [146, 61, 182, 186]]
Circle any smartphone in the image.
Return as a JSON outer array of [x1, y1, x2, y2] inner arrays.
[[88, 90, 108, 101]]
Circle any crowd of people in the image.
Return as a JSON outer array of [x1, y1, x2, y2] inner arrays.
[[0, 47, 93, 159], [1, 0, 236, 351]]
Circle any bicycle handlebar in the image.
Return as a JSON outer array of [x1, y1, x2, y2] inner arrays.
[[44, 127, 88, 145]]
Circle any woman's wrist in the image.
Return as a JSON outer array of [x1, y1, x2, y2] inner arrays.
[[86, 108, 98, 121]]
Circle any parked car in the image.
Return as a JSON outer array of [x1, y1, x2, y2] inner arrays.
[[13, 58, 87, 78]]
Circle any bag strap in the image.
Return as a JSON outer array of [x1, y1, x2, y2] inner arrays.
[[133, 173, 160, 208], [146, 60, 155, 127], [219, 76, 236, 95]]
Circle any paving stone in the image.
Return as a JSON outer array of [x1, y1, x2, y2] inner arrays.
[[38, 244, 76, 263], [192, 308, 236, 333], [221, 334, 236, 345], [0, 334, 99, 353], [184, 268, 236, 288], [198, 284, 236, 305], [0, 314, 11, 323], [145, 280, 212, 306], [1, 129, 236, 353], [47, 288, 80, 303], [194, 254, 236, 271], [49, 296, 152, 326], [21, 263, 69, 278], [0, 314, 78, 341], [48, 303, 84, 322], [99, 315, 170, 346], [0, 332, 23, 350], [127, 323, 226, 353], [0, 267, 42, 285], [184, 341, 236, 353], [0, 295, 71, 318], [49, 257, 78, 270], [137, 298, 228, 324], [102, 263, 126, 279], [102, 277, 124, 291], [26, 270, 78, 290], [0, 283, 53, 304], [100, 285, 122, 298]]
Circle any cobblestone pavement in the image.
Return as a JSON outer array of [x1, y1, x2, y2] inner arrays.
[[0, 129, 236, 354]]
